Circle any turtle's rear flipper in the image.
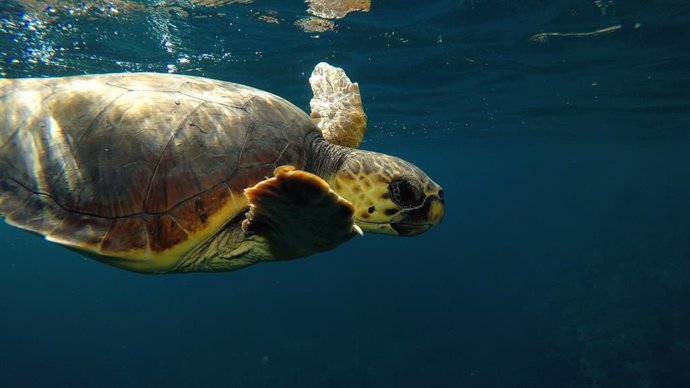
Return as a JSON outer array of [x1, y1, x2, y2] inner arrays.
[[243, 166, 362, 260]]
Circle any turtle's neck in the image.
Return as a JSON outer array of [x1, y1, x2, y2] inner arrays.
[[305, 132, 353, 182]]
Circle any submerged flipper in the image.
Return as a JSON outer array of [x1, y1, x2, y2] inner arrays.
[[243, 166, 362, 260]]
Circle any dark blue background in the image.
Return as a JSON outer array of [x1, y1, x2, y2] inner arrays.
[[1, 1, 689, 387]]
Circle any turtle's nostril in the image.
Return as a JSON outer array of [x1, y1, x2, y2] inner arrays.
[[438, 189, 444, 200]]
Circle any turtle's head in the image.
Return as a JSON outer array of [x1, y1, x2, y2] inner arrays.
[[331, 150, 444, 236]]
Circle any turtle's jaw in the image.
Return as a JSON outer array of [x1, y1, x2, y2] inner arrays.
[[390, 193, 444, 236], [390, 222, 433, 236], [354, 193, 444, 236]]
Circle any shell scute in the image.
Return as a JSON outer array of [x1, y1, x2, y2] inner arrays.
[[6, 193, 66, 235], [100, 217, 148, 254], [169, 184, 235, 235], [144, 99, 250, 213], [144, 214, 189, 253], [48, 212, 112, 248]]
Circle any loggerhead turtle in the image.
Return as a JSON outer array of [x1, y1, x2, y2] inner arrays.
[[0, 63, 444, 273]]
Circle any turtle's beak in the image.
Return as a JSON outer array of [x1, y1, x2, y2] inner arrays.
[[390, 189, 445, 236]]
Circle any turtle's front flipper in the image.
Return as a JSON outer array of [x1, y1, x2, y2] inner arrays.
[[243, 166, 362, 260], [309, 62, 367, 148]]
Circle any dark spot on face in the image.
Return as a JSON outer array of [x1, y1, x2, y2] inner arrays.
[[384, 208, 399, 216], [199, 212, 208, 223], [381, 192, 390, 200], [360, 212, 370, 219], [368, 206, 376, 214]]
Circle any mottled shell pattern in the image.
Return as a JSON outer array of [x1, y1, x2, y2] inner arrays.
[[0, 73, 318, 271]]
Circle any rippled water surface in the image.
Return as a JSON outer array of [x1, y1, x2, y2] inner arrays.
[[1, 1, 689, 387]]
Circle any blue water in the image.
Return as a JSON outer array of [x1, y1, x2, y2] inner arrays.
[[1, 1, 690, 387]]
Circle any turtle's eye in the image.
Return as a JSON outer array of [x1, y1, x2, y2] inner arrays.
[[389, 178, 423, 209]]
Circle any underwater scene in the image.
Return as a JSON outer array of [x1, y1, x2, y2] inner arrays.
[[1, 0, 689, 387]]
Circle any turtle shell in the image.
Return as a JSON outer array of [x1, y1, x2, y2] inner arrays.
[[0, 73, 318, 272]]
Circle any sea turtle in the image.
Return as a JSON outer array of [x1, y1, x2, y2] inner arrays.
[[0, 63, 444, 273]]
